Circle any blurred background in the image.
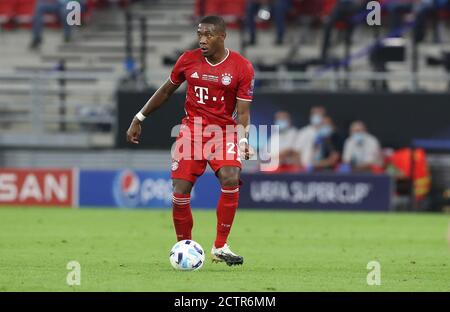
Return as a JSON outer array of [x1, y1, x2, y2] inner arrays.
[[1, 0, 450, 213]]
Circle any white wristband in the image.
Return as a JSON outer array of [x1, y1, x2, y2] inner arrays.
[[135, 111, 147, 122], [239, 138, 248, 145]]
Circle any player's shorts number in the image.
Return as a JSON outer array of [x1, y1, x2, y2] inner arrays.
[[227, 143, 236, 154]]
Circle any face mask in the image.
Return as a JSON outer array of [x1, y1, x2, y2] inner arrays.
[[319, 125, 333, 138], [275, 119, 290, 131], [351, 132, 365, 144], [310, 114, 323, 126]]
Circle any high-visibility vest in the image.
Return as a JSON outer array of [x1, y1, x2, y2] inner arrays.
[[389, 148, 431, 199]]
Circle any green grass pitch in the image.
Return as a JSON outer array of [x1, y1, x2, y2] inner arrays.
[[0, 207, 449, 291]]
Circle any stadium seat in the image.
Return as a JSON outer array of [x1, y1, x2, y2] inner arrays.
[[195, 0, 246, 29], [0, 0, 17, 28], [0, 0, 102, 29], [320, 0, 351, 30], [438, 7, 450, 19], [321, 0, 337, 18], [294, 0, 326, 18], [92, 0, 131, 8], [15, 0, 36, 26], [80, 0, 98, 24]]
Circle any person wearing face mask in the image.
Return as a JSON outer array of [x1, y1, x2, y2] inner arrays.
[[312, 116, 343, 171], [342, 120, 382, 172], [263, 111, 301, 172], [294, 106, 327, 170]]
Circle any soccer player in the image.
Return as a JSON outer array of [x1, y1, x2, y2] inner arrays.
[[126, 15, 254, 266]]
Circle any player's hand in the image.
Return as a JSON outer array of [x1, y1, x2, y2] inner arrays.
[[239, 142, 255, 160], [126, 118, 142, 144]]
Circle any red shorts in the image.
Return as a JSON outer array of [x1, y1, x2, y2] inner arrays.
[[171, 126, 242, 184]]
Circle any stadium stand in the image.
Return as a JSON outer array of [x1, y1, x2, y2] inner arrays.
[[0, 1, 449, 133], [0, 0, 450, 210]]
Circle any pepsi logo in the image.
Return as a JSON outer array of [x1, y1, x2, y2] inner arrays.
[[113, 170, 140, 207], [121, 171, 140, 195]]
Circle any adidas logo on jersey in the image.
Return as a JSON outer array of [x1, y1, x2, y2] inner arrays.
[[190, 72, 199, 79]]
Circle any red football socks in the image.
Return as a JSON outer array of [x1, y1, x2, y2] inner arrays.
[[173, 186, 239, 247], [214, 185, 240, 248], [172, 193, 193, 241]]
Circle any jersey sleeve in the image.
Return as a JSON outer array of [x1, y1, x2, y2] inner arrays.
[[236, 60, 255, 102], [169, 52, 187, 85]]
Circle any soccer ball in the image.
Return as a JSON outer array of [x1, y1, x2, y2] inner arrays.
[[169, 240, 205, 271]]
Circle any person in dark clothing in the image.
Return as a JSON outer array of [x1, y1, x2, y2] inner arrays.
[[245, 0, 292, 45], [385, 0, 415, 38], [311, 116, 343, 171], [413, 0, 450, 43], [30, 0, 86, 49], [320, 0, 364, 62]]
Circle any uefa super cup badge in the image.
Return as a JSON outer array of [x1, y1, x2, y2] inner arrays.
[[221, 73, 232, 86]]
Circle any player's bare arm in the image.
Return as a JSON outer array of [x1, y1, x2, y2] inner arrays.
[[236, 99, 254, 160], [126, 79, 180, 144]]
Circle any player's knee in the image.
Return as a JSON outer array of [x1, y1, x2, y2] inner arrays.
[[218, 168, 240, 187], [220, 177, 239, 188], [172, 179, 193, 194]]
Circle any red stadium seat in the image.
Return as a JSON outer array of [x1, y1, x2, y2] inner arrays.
[[14, 0, 61, 29], [321, 0, 337, 18], [320, 0, 350, 30], [438, 8, 450, 20], [0, 0, 101, 29], [0, 0, 15, 17], [81, 0, 97, 23], [219, 0, 245, 29], [195, 0, 245, 29], [0, 0, 16, 27], [92, 0, 131, 8], [15, 0, 37, 25], [334, 20, 348, 30], [294, 0, 326, 17]]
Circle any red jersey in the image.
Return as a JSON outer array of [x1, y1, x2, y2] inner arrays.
[[169, 48, 254, 133]]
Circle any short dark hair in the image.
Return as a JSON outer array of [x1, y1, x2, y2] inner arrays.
[[199, 15, 226, 33]]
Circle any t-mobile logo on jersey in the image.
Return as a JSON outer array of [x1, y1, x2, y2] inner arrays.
[[194, 86, 209, 104]]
